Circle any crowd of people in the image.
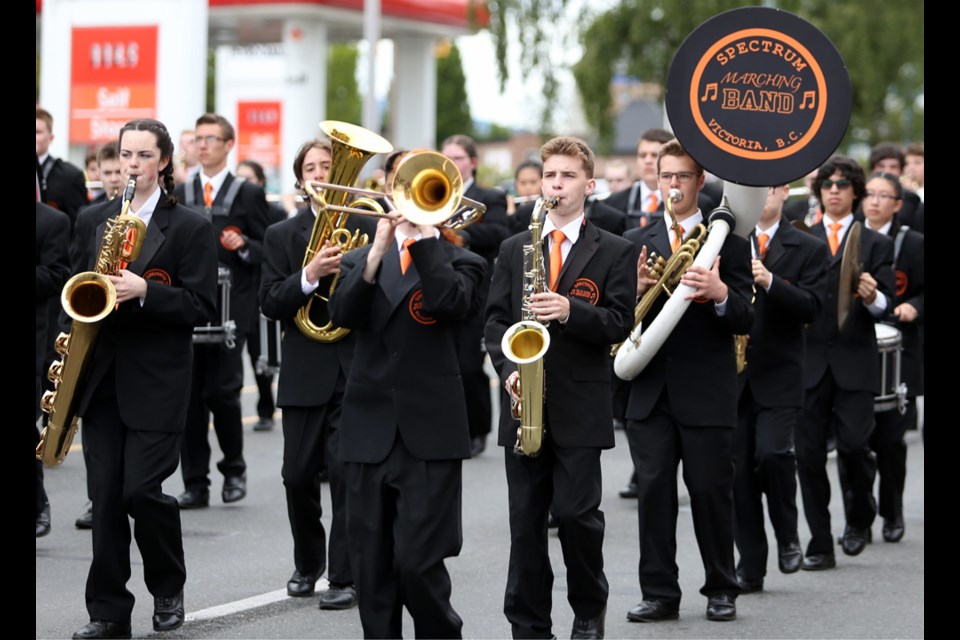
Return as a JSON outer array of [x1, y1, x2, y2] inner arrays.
[[37, 104, 923, 639]]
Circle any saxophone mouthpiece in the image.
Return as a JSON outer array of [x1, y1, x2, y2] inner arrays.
[[121, 176, 138, 203], [668, 188, 683, 202], [544, 196, 560, 209]]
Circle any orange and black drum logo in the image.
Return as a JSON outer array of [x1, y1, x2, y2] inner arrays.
[[895, 270, 908, 297], [408, 289, 437, 326], [666, 7, 851, 186], [569, 278, 600, 305], [143, 268, 171, 286]]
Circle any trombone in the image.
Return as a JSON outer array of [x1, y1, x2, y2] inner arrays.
[[302, 149, 486, 231]]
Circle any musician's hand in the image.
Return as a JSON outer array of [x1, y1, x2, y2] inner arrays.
[[637, 246, 658, 297], [220, 229, 246, 251], [682, 256, 727, 303], [893, 302, 918, 323], [857, 272, 878, 305], [364, 212, 404, 283], [505, 371, 521, 403], [305, 240, 342, 282], [751, 259, 772, 289], [530, 291, 570, 323], [108, 270, 147, 303]]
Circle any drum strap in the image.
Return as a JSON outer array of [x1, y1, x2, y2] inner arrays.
[[183, 175, 246, 220], [893, 225, 910, 266]]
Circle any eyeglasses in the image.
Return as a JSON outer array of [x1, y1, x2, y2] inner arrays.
[[193, 135, 226, 145], [864, 191, 899, 202], [821, 178, 851, 190], [658, 171, 697, 184]]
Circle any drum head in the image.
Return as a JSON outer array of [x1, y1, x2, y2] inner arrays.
[[875, 322, 901, 346], [666, 6, 852, 186]]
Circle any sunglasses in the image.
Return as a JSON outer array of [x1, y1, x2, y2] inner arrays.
[[821, 178, 851, 189]]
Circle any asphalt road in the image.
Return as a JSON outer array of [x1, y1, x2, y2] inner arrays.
[[36, 360, 924, 640]]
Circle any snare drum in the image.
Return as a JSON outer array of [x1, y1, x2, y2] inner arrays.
[[874, 323, 907, 414], [193, 267, 237, 348], [256, 313, 282, 375]]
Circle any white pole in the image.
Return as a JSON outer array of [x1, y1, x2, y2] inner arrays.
[[362, 0, 381, 132]]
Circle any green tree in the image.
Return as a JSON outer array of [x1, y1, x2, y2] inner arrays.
[[491, 0, 924, 149], [435, 40, 475, 146], [327, 43, 362, 124]]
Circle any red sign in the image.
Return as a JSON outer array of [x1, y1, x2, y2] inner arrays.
[[237, 101, 283, 184], [69, 25, 158, 144]]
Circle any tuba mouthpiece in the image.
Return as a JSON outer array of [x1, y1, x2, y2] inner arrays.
[[668, 188, 683, 202]]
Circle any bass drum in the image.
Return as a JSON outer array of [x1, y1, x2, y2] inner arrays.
[[874, 323, 907, 414]]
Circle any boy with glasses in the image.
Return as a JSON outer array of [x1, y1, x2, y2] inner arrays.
[[797, 157, 895, 571]]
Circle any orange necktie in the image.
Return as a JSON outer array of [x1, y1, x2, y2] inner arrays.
[[647, 192, 659, 213], [400, 238, 416, 274], [828, 222, 841, 257], [671, 224, 685, 253], [203, 182, 214, 208], [548, 229, 565, 292], [757, 232, 769, 260]]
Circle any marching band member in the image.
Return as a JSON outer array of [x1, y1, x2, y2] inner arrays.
[[485, 136, 636, 639], [328, 190, 485, 638], [174, 113, 271, 509], [857, 171, 924, 542], [732, 185, 827, 593], [622, 139, 753, 623], [798, 157, 895, 570], [70, 118, 218, 639], [259, 138, 371, 607]]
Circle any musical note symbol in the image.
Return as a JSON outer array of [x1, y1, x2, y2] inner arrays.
[[700, 83, 718, 102], [798, 91, 816, 110]]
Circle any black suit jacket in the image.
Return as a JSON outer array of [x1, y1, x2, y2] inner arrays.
[[805, 221, 895, 393], [36, 202, 71, 411], [330, 237, 486, 463], [623, 218, 754, 427], [41, 156, 87, 228], [511, 198, 627, 237], [886, 223, 924, 396], [72, 198, 219, 432], [742, 222, 828, 407], [459, 183, 510, 287], [260, 207, 378, 407], [485, 220, 637, 449], [606, 181, 719, 231], [175, 173, 271, 334]]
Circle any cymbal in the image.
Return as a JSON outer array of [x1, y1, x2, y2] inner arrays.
[[837, 220, 862, 332]]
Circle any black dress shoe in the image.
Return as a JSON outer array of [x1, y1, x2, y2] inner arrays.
[[619, 481, 638, 499], [778, 541, 804, 574], [253, 417, 275, 432], [626, 600, 679, 622], [222, 475, 247, 503], [882, 517, 905, 542], [801, 552, 836, 571], [318, 584, 358, 610], [571, 606, 605, 639], [840, 526, 870, 556], [706, 594, 736, 621], [36, 503, 51, 538], [72, 620, 132, 639], [75, 501, 93, 529], [470, 436, 486, 457], [612, 418, 625, 430], [153, 591, 185, 632], [736, 571, 763, 594], [287, 569, 323, 597], [177, 488, 209, 509]]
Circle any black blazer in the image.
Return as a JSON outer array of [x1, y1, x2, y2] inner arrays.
[[41, 156, 88, 228], [260, 207, 377, 407], [459, 183, 510, 291], [511, 198, 627, 237], [805, 221, 895, 393], [886, 222, 924, 396], [329, 237, 486, 463], [175, 173, 271, 334], [606, 181, 719, 231], [72, 198, 219, 432], [36, 202, 71, 406], [742, 222, 828, 407], [485, 220, 637, 449], [622, 217, 754, 427]]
